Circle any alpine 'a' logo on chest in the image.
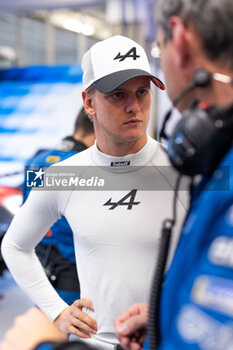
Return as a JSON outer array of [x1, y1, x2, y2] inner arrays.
[[114, 47, 140, 62], [103, 189, 140, 210]]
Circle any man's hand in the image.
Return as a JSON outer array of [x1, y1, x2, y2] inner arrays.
[[54, 298, 98, 338], [0, 307, 67, 350], [115, 303, 149, 350]]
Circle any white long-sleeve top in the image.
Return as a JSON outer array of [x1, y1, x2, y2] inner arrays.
[[2, 136, 188, 344]]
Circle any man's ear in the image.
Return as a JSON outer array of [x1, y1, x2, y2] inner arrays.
[[82, 90, 96, 117], [169, 16, 192, 68]]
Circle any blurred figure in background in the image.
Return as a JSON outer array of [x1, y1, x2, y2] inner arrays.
[[0, 187, 21, 276], [23, 107, 95, 305]]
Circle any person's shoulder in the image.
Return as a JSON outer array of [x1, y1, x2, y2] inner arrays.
[[51, 146, 94, 167], [25, 149, 51, 166], [30, 149, 78, 166]]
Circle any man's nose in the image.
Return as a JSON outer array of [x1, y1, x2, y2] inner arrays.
[[125, 94, 141, 114]]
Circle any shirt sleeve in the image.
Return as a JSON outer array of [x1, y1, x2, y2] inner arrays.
[[1, 189, 69, 321], [34, 344, 54, 350]]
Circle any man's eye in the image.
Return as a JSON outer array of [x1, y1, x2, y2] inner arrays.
[[138, 89, 148, 96], [112, 92, 123, 99]]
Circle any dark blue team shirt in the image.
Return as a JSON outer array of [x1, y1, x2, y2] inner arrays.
[[145, 146, 233, 350]]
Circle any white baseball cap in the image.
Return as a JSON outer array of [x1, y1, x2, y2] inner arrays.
[[81, 35, 165, 93]]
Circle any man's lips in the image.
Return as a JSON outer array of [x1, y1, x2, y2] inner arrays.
[[124, 119, 142, 126]]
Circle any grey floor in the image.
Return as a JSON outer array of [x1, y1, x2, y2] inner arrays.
[[0, 270, 34, 342]]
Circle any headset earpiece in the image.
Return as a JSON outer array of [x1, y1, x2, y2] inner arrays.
[[167, 104, 233, 176], [160, 69, 212, 142], [192, 69, 212, 88], [160, 68, 233, 176]]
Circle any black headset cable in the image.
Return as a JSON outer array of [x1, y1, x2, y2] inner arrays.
[[148, 174, 182, 350]]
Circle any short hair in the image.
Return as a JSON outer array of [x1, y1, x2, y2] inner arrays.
[[85, 85, 96, 96], [155, 0, 233, 68], [74, 107, 94, 136]]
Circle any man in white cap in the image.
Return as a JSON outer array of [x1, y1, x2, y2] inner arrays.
[[2, 35, 187, 350]]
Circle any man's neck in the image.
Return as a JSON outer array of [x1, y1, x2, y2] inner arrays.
[[199, 87, 233, 108], [96, 134, 148, 157], [196, 64, 233, 107], [73, 133, 95, 148]]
